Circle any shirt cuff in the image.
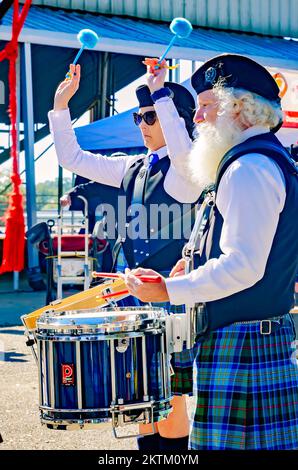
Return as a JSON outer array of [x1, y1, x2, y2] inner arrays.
[[48, 108, 72, 132], [165, 275, 195, 306], [154, 96, 177, 112], [153, 95, 172, 104]]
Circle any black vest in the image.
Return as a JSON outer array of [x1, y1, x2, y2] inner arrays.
[[112, 156, 197, 272], [200, 133, 298, 332]]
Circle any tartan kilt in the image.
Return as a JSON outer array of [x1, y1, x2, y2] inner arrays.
[[167, 303, 194, 396], [190, 314, 298, 450], [170, 344, 196, 396], [151, 301, 196, 396]]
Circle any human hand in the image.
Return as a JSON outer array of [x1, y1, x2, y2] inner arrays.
[[169, 259, 186, 278], [53, 64, 81, 111], [145, 59, 167, 93], [121, 267, 170, 303], [60, 194, 71, 207]]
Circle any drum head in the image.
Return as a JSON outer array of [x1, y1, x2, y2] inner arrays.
[[37, 306, 167, 334]]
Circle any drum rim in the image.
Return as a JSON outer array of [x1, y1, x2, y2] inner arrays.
[[36, 306, 167, 333]]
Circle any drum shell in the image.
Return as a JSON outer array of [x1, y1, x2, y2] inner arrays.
[[36, 310, 172, 429]]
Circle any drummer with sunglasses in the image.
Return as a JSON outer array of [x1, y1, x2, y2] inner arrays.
[[49, 62, 203, 451]]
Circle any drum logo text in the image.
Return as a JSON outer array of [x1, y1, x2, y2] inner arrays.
[[61, 364, 75, 385]]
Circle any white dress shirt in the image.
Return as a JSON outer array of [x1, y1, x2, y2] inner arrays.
[[165, 126, 287, 306], [48, 97, 202, 203], [154, 96, 192, 173]]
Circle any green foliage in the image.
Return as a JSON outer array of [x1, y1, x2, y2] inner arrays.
[[36, 177, 73, 210], [0, 173, 73, 212]]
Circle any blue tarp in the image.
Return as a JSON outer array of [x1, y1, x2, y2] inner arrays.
[[74, 106, 144, 154]]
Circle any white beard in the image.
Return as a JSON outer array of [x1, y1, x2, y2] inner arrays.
[[188, 115, 243, 189]]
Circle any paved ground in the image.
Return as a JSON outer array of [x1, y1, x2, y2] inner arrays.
[[0, 272, 82, 326], [0, 325, 140, 450]]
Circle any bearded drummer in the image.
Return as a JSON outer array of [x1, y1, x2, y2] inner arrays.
[[123, 54, 298, 450], [49, 62, 203, 450]]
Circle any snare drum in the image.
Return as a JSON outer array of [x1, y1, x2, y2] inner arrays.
[[36, 307, 172, 434]]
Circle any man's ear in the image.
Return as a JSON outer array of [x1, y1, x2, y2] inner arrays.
[[233, 98, 243, 116]]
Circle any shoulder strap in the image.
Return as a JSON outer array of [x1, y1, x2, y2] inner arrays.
[[111, 203, 198, 271], [215, 140, 298, 191]]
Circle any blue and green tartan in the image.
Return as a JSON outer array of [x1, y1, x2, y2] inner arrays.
[[115, 248, 195, 396], [157, 302, 197, 396], [189, 314, 298, 450], [170, 340, 196, 396]]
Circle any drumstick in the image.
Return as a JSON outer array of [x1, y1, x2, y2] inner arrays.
[[100, 274, 162, 300], [101, 289, 129, 300], [92, 272, 162, 283]]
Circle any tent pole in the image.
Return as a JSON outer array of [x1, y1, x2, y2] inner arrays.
[[13, 44, 21, 290], [168, 59, 173, 81], [100, 52, 109, 118], [174, 58, 180, 83], [58, 165, 63, 213], [90, 54, 101, 122], [21, 42, 39, 270]]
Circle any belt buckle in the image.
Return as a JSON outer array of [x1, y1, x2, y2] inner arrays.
[[260, 320, 272, 335]]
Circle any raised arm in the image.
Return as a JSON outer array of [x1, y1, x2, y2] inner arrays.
[[49, 64, 141, 188], [146, 61, 202, 202], [146, 61, 192, 164]]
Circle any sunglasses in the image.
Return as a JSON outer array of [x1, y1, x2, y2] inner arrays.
[[133, 111, 157, 126]]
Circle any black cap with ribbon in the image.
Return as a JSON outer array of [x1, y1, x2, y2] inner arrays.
[[191, 54, 281, 104]]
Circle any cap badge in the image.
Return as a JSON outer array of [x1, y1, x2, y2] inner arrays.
[[205, 67, 217, 84]]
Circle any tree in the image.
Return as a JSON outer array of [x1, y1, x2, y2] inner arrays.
[[36, 177, 73, 210], [0, 174, 73, 215]]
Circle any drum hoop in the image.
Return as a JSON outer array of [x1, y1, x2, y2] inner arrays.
[[40, 416, 111, 427], [37, 306, 167, 334], [40, 405, 111, 413], [36, 328, 165, 341], [40, 397, 172, 414]]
